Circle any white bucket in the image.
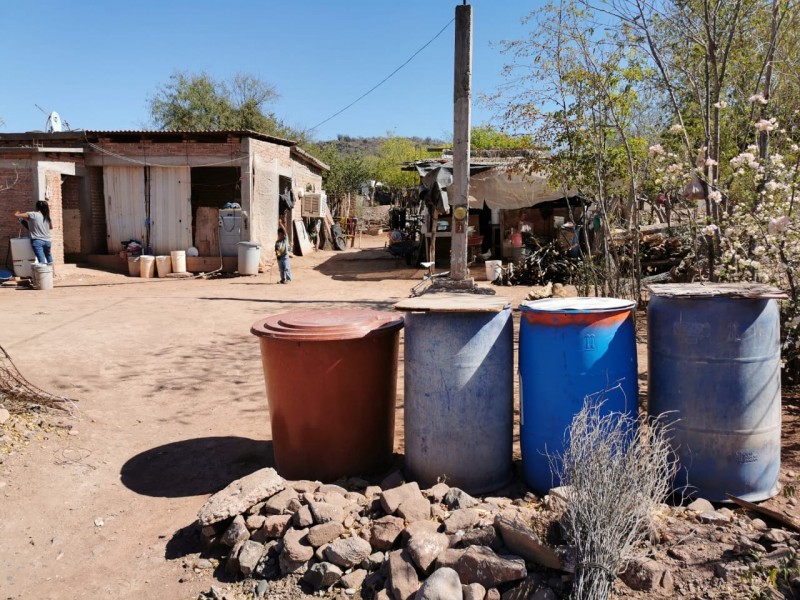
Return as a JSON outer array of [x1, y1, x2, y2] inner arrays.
[[139, 255, 156, 278], [32, 264, 53, 290], [170, 250, 187, 274], [127, 256, 140, 277], [485, 260, 502, 282], [155, 255, 172, 277], [238, 241, 261, 275]]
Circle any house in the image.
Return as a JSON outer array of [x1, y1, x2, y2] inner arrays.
[[0, 130, 328, 271]]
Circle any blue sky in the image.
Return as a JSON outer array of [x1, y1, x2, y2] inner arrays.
[[1, 1, 542, 141]]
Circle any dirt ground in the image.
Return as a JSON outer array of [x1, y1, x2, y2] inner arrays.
[[0, 234, 797, 600]]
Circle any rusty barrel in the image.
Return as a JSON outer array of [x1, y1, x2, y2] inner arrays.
[[519, 297, 638, 494], [251, 309, 403, 481], [648, 283, 784, 502]]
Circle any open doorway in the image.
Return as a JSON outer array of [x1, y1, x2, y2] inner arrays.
[[190, 167, 240, 256]]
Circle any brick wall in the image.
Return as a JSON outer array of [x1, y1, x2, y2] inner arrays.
[[44, 170, 64, 264], [62, 176, 80, 209], [0, 165, 35, 268], [86, 167, 107, 253]]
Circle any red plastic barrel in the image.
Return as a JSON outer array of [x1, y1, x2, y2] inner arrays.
[[251, 309, 403, 481]]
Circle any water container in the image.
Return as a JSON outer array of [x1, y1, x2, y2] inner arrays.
[[485, 260, 502, 282], [396, 293, 514, 494], [10, 238, 36, 278], [32, 264, 53, 290], [155, 255, 172, 277], [219, 208, 241, 256], [648, 283, 785, 502], [127, 256, 140, 276], [519, 297, 638, 494], [139, 255, 155, 278], [251, 309, 403, 481], [238, 241, 261, 275], [171, 250, 187, 274], [511, 233, 523, 247]]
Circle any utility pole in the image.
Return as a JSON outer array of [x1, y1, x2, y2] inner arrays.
[[450, 1, 472, 281]]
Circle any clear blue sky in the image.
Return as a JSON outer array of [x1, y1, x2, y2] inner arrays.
[[1, 1, 542, 141]]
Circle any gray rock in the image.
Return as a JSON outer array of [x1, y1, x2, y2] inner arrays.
[[461, 583, 485, 600], [443, 488, 478, 510], [686, 498, 715, 513], [262, 514, 292, 538], [0, 408, 10, 425], [321, 491, 353, 509], [309, 501, 345, 524], [388, 549, 421, 600], [238, 540, 265, 576], [485, 588, 501, 600], [760, 528, 791, 547], [620, 557, 674, 592], [340, 568, 368, 589], [365, 485, 383, 500], [325, 536, 373, 569], [307, 521, 344, 547], [364, 551, 386, 570], [279, 551, 309, 576], [346, 491, 367, 505], [494, 514, 562, 570], [381, 482, 423, 515], [403, 520, 442, 543], [415, 567, 463, 599], [265, 488, 299, 515], [443, 509, 480, 534], [303, 561, 344, 590], [369, 515, 406, 550], [255, 579, 269, 598], [226, 539, 246, 574], [453, 546, 527, 587], [282, 528, 314, 563], [397, 492, 432, 523], [426, 483, 451, 502], [318, 483, 348, 495], [407, 531, 450, 574], [435, 548, 467, 570], [713, 560, 750, 581], [197, 468, 285, 526], [287, 497, 303, 513], [698, 511, 731, 525], [459, 526, 500, 550], [221, 515, 250, 547], [294, 505, 314, 528], [291, 479, 321, 494], [750, 517, 768, 531]]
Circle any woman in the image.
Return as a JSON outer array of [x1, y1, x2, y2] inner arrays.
[[14, 201, 53, 265]]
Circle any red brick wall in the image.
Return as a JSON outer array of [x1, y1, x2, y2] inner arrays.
[[0, 165, 35, 267], [45, 170, 64, 264], [86, 167, 107, 253], [62, 176, 80, 210]]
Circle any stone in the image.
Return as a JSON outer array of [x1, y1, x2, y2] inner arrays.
[[291, 480, 321, 494], [713, 560, 750, 581], [340, 568, 368, 590], [279, 550, 309, 576], [443, 509, 480, 534], [620, 557, 674, 592], [486, 589, 501, 600], [397, 493, 432, 523], [221, 515, 250, 547], [443, 488, 478, 510], [369, 515, 406, 550], [365, 485, 383, 500], [315, 542, 330, 562], [407, 531, 450, 574], [307, 521, 344, 547], [426, 483, 451, 502], [435, 548, 467, 570], [686, 498, 715, 513], [237, 540, 265, 576], [454, 546, 527, 588], [265, 488, 299, 515], [760, 528, 791, 547], [375, 590, 391, 600], [698, 511, 731, 525], [282, 528, 314, 563], [403, 520, 442, 543], [388, 549, 421, 600], [287, 497, 303, 513], [325, 536, 373, 569], [415, 567, 463, 599], [294, 505, 314, 528], [381, 482, 423, 515], [0, 408, 10, 425], [309, 501, 345, 524], [321, 491, 353, 509], [494, 514, 562, 570], [303, 561, 343, 590], [198, 468, 285, 526], [263, 514, 292, 538], [344, 514, 356, 529], [461, 583, 485, 600], [226, 539, 246, 574], [245, 514, 265, 530], [459, 526, 500, 550], [430, 504, 447, 520], [346, 491, 367, 505], [319, 483, 348, 495], [381, 470, 405, 490], [255, 579, 269, 598], [365, 551, 386, 570]]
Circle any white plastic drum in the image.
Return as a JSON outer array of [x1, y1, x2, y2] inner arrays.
[[155, 255, 172, 277], [484, 260, 502, 282], [139, 255, 156, 278], [170, 250, 187, 273]]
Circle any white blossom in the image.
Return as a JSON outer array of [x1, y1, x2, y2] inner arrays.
[[755, 118, 778, 132], [648, 144, 665, 156], [708, 190, 723, 203], [713, 100, 728, 109], [749, 93, 769, 105], [702, 224, 719, 236], [768, 216, 791, 234], [669, 124, 684, 134]]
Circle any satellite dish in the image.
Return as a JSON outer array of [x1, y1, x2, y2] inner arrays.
[[46, 112, 62, 133]]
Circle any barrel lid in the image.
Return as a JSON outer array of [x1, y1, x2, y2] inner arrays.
[[238, 241, 261, 248], [647, 282, 787, 299], [251, 309, 404, 341], [394, 292, 511, 313], [520, 297, 635, 313]]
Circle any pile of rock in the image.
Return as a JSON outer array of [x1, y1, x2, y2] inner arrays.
[[195, 467, 570, 599]]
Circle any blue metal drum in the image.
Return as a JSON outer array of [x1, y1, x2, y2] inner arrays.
[[519, 298, 639, 494], [398, 294, 514, 494], [648, 285, 783, 502]]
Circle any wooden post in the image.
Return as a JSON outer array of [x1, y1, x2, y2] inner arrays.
[[450, 2, 472, 281]]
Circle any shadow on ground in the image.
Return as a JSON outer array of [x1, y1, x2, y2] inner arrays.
[[120, 436, 274, 498], [314, 248, 424, 282]]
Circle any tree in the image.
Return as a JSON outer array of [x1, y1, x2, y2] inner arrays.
[[471, 125, 532, 150], [368, 136, 434, 191]]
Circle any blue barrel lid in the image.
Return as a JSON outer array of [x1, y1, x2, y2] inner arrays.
[[520, 297, 635, 313]]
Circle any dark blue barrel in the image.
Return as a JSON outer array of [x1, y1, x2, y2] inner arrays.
[[648, 286, 783, 502], [519, 298, 638, 494], [397, 294, 513, 494]]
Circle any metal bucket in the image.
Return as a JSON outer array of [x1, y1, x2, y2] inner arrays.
[[398, 294, 513, 494], [648, 284, 783, 502], [519, 297, 638, 494]]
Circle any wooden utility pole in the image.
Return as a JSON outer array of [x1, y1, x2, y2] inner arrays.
[[450, 2, 472, 281]]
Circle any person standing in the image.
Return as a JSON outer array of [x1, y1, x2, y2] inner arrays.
[[14, 201, 53, 265], [275, 226, 291, 284]]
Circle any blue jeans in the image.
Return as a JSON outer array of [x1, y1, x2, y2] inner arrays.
[[31, 239, 53, 265], [278, 255, 291, 282]]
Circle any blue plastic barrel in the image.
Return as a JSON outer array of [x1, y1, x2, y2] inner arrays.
[[519, 297, 638, 494], [398, 294, 513, 494], [648, 286, 783, 502]]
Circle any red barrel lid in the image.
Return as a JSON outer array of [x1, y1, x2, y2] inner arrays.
[[251, 309, 404, 341]]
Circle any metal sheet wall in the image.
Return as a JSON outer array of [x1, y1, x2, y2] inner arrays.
[[150, 167, 191, 254], [103, 166, 146, 253]]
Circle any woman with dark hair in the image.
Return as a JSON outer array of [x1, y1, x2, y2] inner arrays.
[[14, 200, 53, 265]]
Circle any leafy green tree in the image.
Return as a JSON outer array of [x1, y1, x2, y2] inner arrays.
[[318, 146, 371, 197], [368, 136, 434, 191], [471, 125, 532, 149]]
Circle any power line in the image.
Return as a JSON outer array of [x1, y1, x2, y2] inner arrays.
[[306, 17, 455, 134]]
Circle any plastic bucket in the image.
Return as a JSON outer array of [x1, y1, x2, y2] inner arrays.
[[518, 297, 638, 494], [32, 264, 53, 290], [511, 233, 523, 247], [238, 241, 261, 275], [648, 287, 782, 502], [139, 255, 156, 278], [484, 260, 502, 281], [127, 256, 140, 277], [251, 309, 404, 481], [170, 250, 187, 274], [155, 255, 172, 277]]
